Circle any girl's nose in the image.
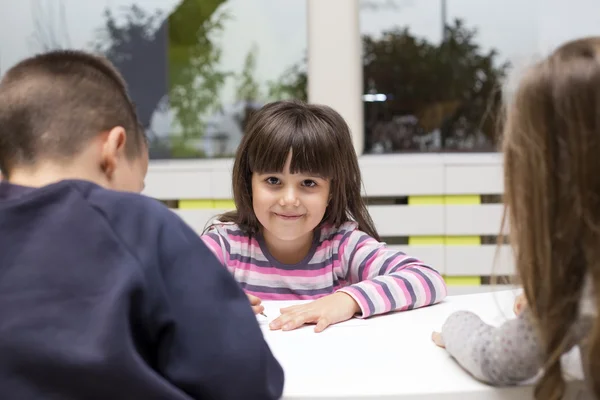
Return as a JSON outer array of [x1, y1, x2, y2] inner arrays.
[[279, 186, 300, 207]]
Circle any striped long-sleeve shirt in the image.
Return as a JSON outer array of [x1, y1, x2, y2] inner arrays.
[[201, 221, 447, 318]]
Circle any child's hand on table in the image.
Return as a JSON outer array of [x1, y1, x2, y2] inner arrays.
[[431, 332, 445, 348], [269, 292, 360, 333], [247, 293, 265, 315]]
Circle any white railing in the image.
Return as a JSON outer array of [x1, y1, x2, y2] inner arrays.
[[144, 152, 515, 295]]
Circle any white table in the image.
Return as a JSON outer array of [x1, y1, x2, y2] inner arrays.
[[260, 290, 589, 400]]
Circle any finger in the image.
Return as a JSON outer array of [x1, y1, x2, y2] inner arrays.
[[314, 317, 331, 333], [280, 304, 302, 314], [271, 311, 315, 331], [251, 304, 265, 315], [269, 313, 295, 330], [269, 316, 284, 330], [431, 332, 445, 348], [270, 313, 297, 330], [247, 294, 262, 306], [282, 312, 315, 331]]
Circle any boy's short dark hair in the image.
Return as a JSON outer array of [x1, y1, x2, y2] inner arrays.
[[0, 50, 146, 177]]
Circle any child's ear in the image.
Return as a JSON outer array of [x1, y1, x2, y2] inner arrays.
[[99, 126, 127, 179]]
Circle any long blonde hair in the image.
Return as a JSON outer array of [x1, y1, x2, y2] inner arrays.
[[502, 37, 600, 399]]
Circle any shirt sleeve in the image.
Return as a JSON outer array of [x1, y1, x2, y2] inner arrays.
[[336, 226, 447, 318], [200, 226, 234, 274], [151, 219, 284, 399], [441, 308, 592, 385]]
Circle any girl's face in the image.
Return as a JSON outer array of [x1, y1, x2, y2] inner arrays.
[[251, 152, 330, 246]]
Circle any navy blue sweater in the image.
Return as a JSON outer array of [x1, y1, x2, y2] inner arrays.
[[0, 179, 284, 399]]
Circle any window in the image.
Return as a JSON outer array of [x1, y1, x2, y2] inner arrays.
[[0, 0, 307, 159], [359, 0, 537, 153]]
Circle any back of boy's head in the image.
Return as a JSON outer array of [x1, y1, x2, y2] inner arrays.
[[218, 100, 379, 241], [502, 36, 600, 400], [0, 50, 144, 178]]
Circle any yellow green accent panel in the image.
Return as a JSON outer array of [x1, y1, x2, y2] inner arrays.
[[178, 199, 235, 209], [444, 276, 481, 286]]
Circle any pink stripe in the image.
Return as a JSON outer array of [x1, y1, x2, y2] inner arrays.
[[359, 248, 386, 280], [230, 232, 344, 254], [338, 231, 377, 264], [228, 235, 260, 248], [409, 269, 432, 306], [389, 275, 412, 311], [231, 260, 333, 278], [384, 254, 417, 274], [364, 280, 392, 313], [314, 232, 345, 252], [201, 236, 224, 265], [245, 290, 327, 301], [338, 234, 351, 262]]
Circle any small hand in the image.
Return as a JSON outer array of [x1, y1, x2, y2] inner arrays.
[[513, 293, 527, 316], [431, 331, 445, 348], [269, 292, 361, 333], [247, 293, 265, 315]]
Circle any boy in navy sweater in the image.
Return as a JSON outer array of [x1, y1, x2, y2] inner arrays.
[[0, 50, 284, 399]]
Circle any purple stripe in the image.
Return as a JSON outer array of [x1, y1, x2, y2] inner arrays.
[[346, 234, 372, 275], [206, 232, 220, 242], [206, 232, 231, 255], [223, 234, 231, 254], [391, 275, 417, 310], [357, 248, 379, 280], [414, 264, 442, 274], [378, 249, 407, 274], [322, 228, 348, 242], [315, 248, 339, 262], [331, 276, 342, 288], [241, 283, 334, 296], [228, 253, 334, 271], [406, 267, 438, 304], [387, 257, 421, 274], [371, 280, 396, 310], [222, 229, 251, 238], [351, 285, 375, 316], [338, 229, 354, 251]]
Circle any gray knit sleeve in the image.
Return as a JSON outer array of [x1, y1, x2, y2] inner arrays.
[[441, 309, 543, 385]]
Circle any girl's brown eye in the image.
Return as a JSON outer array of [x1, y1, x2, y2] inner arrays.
[[302, 180, 317, 187], [265, 177, 280, 185]]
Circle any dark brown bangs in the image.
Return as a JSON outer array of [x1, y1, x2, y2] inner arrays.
[[246, 104, 338, 179]]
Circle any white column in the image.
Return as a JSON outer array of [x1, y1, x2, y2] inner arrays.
[[307, 0, 363, 154]]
